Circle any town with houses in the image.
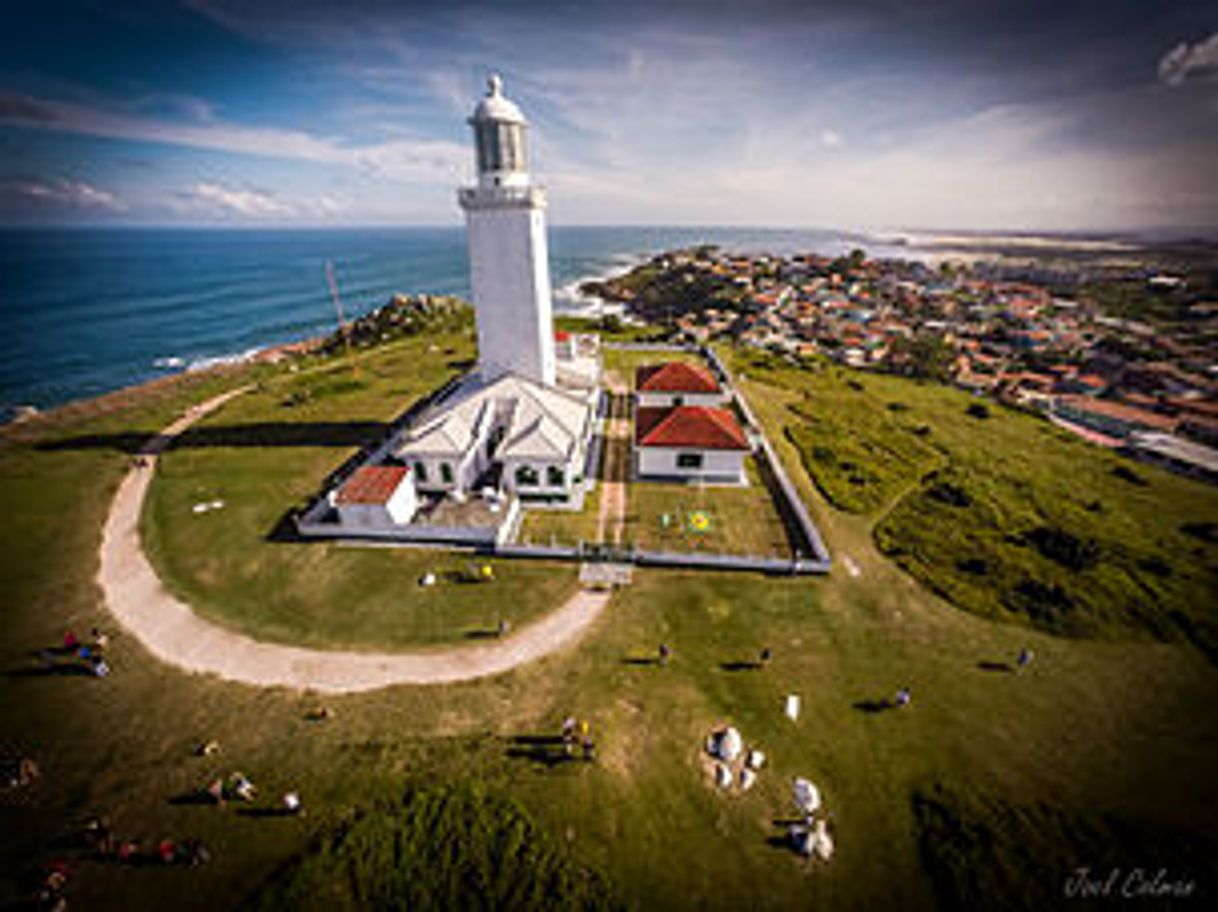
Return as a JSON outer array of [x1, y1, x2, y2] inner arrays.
[[586, 245, 1218, 484]]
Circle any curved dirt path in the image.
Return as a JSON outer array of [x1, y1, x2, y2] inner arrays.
[[98, 388, 611, 694]]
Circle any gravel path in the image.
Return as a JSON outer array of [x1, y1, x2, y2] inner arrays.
[[97, 389, 611, 693]]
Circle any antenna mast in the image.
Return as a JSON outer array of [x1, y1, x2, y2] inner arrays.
[[325, 260, 359, 380]]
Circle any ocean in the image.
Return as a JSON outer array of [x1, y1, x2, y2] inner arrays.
[[1, 225, 903, 414]]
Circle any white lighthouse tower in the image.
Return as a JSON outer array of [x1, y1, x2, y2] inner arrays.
[[459, 74, 556, 387]]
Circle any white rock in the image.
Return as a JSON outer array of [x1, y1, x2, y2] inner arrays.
[[714, 763, 732, 789], [739, 768, 757, 791], [746, 750, 765, 770]]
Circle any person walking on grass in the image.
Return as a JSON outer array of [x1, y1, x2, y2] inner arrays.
[[894, 687, 911, 708], [658, 643, 670, 667], [1016, 648, 1033, 673]]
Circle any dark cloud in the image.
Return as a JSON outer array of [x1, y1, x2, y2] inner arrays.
[[0, 90, 58, 124]]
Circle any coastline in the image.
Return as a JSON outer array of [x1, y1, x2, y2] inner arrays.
[[0, 335, 325, 437]]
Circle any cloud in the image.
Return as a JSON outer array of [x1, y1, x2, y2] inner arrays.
[[1158, 32, 1218, 87], [3, 177, 127, 211], [173, 184, 351, 221], [820, 128, 843, 148], [0, 88, 469, 183], [0, 90, 58, 123], [185, 182, 293, 217]]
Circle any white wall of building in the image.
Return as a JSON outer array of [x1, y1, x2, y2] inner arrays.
[[407, 447, 484, 494], [501, 454, 580, 499], [636, 446, 747, 484], [336, 476, 419, 527], [636, 390, 727, 409]]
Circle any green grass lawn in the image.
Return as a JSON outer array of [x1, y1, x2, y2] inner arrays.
[[3, 337, 1218, 911], [626, 459, 793, 557], [601, 346, 705, 389], [729, 348, 1218, 659], [517, 493, 604, 547], [137, 333, 578, 649]]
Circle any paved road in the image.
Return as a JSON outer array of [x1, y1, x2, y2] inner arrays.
[[97, 389, 611, 693]]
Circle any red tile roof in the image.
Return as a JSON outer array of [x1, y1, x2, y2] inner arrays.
[[636, 406, 749, 450], [554, 330, 571, 342], [336, 465, 410, 504], [636, 361, 721, 394]]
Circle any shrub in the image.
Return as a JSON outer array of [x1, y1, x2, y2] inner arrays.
[[254, 784, 619, 912], [1020, 526, 1100, 571]]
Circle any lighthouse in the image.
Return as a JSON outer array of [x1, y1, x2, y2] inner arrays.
[[458, 74, 556, 387]]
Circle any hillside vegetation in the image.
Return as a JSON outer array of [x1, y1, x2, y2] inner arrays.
[[733, 350, 1218, 658], [254, 784, 619, 911]]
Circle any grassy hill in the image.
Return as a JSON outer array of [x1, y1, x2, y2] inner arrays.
[[1, 333, 1216, 911], [732, 349, 1218, 660]]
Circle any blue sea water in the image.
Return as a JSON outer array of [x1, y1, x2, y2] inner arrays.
[[0, 225, 888, 413]]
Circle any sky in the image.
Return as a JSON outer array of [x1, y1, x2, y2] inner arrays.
[[0, 0, 1215, 232]]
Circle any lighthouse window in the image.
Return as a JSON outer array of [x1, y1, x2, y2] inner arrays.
[[475, 121, 500, 171]]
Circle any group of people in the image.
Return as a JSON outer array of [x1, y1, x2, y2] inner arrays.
[[196, 769, 304, 817], [30, 817, 212, 907], [38, 628, 110, 678]]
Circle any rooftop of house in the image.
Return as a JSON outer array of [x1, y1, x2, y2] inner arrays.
[[336, 465, 410, 505], [636, 361, 721, 394], [1055, 395, 1180, 432], [635, 405, 749, 451]]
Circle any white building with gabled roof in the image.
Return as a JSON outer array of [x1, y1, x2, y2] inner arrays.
[[395, 372, 595, 500]]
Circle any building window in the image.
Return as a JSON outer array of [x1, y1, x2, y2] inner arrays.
[[515, 465, 539, 487], [440, 462, 454, 484], [677, 452, 703, 469], [414, 461, 428, 483], [547, 465, 565, 487], [673, 395, 684, 407]]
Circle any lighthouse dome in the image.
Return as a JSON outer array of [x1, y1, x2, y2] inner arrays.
[[471, 73, 526, 124]]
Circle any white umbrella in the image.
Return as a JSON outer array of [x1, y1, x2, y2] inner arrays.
[[793, 777, 821, 814]]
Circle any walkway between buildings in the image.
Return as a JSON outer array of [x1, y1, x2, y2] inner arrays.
[[595, 374, 631, 546], [97, 388, 611, 694]]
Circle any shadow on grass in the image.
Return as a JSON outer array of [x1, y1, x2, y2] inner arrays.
[[464, 628, 502, 640], [621, 656, 659, 666], [265, 510, 306, 544], [236, 807, 300, 819], [5, 663, 96, 679], [36, 421, 390, 454], [168, 790, 220, 807], [504, 735, 581, 769], [977, 660, 1014, 673], [720, 660, 763, 672], [852, 698, 894, 714]]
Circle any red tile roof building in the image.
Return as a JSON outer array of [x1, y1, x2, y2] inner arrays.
[[336, 466, 411, 504], [635, 406, 749, 450], [636, 361, 721, 394]]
